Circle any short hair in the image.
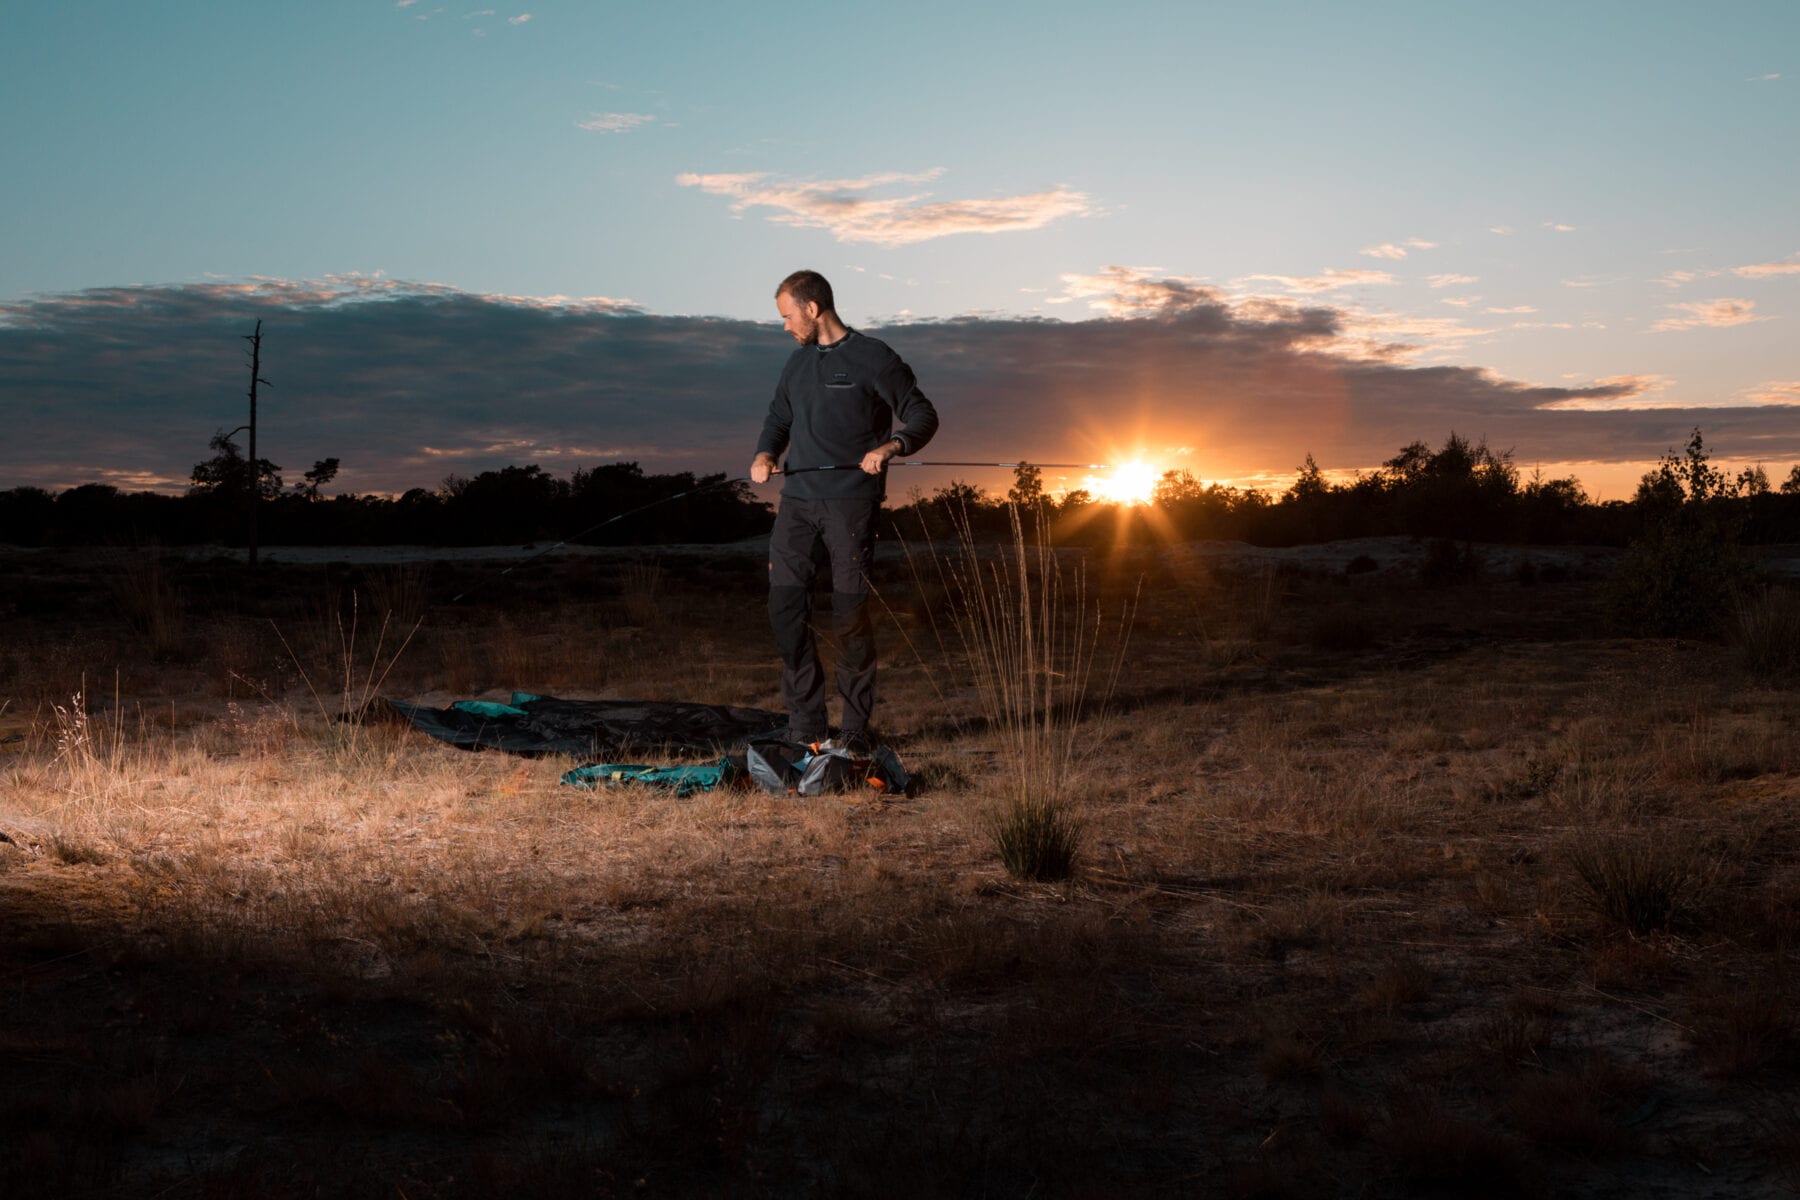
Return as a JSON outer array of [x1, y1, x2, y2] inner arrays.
[[776, 269, 835, 314]]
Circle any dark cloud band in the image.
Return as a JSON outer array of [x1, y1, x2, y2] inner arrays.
[[2, 280, 1795, 497]]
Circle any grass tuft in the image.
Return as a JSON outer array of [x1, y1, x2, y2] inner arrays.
[[988, 792, 1080, 882], [1567, 831, 1716, 934], [1734, 585, 1800, 680], [904, 503, 1130, 881]]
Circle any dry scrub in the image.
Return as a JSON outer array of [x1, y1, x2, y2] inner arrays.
[[1, 542, 1797, 1197]]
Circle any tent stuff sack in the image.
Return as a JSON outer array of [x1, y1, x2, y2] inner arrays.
[[561, 760, 737, 797], [563, 737, 909, 799], [387, 692, 786, 758]]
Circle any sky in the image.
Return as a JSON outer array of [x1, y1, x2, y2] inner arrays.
[[2, 0, 1797, 506]]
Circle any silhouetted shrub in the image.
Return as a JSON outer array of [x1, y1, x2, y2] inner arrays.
[[1418, 539, 1483, 586], [1608, 431, 1755, 637]]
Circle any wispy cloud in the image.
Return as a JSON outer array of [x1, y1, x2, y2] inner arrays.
[[1747, 72, 1782, 81], [1543, 221, 1577, 233], [1486, 305, 1537, 314], [675, 169, 1091, 246], [1359, 238, 1436, 260], [1535, 375, 1674, 411], [1440, 296, 1480, 308], [1489, 226, 1515, 236], [1049, 266, 1219, 317], [580, 112, 655, 134], [1742, 380, 1800, 405], [1653, 298, 1765, 331], [1733, 252, 1800, 279], [1428, 274, 1477, 288], [1235, 268, 1396, 294], [508, 13, 531, 24], [1657, 268, 1721, 288], [1326, 310, 1494, 358]]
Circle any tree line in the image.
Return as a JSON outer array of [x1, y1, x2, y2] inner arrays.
[[891, 431, 1800, 548], [0, 435, 771, 548], [3, 429, 1798, 551]]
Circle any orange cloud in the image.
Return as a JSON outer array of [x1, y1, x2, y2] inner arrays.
[[675, 169, 1091, 246], [1653, 298, 1765, 331], [1742, 380, 1800, 405], [1236, 268, 1396, 294], [1733, 252, 1800, 279], [1050, 266, 1219, 316]]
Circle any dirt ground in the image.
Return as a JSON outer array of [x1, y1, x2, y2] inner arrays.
[[1, 538, 1797, 1198]]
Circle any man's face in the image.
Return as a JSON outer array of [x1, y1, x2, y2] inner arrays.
[[777, 292, 819, 346]]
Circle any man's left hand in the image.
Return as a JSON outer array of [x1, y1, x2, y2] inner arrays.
[[861, 441, 900, 475]]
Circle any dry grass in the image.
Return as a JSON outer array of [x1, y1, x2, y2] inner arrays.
[[1, 541, 1797, 1196]]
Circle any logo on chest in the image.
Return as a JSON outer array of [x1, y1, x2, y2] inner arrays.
[[825, 370, 855, 390]]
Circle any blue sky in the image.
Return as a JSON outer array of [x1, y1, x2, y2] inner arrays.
[[3, 1, 1796, 501]]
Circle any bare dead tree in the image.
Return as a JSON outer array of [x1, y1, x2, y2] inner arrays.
[[242, 320, 272, 564]]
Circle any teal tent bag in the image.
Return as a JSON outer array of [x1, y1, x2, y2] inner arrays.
[[561, 759, 736, 797]]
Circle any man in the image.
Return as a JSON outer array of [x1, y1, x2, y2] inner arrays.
[[750, 270, 939, 751]]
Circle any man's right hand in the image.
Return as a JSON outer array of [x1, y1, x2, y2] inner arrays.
[[750, 453, 778, 484]]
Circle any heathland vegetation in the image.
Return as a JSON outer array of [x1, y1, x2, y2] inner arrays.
[[2, 427, 1799, 1195]]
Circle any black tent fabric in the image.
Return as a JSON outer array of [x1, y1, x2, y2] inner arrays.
[[388, 692, 786, 757]]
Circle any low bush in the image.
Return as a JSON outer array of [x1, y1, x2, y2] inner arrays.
[[1418, 538, 1483, 586]]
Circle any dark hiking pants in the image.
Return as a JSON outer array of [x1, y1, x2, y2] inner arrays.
[[767, 496, 878, 739]]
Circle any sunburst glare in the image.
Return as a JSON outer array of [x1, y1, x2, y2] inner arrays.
[[1087, 460, 1160, 506]]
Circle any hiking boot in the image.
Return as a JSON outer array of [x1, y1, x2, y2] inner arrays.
[[835, 729, 876, 756]]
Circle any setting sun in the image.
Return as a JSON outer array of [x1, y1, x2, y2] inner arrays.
[[1088, 460, 1160, 505]]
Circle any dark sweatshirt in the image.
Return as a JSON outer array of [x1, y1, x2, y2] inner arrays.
[[755, 329, 939, 499]]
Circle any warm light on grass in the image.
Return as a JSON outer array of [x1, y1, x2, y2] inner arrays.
[[5, 544, 1800, 1194]]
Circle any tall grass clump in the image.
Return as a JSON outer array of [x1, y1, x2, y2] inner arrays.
[[907, 503, 1127, 881], [1567, 831, 1717, 934], [42, 676, 155, 841], [273, 592, 421, 762], [1733, 585, 1800, 679], [108, 544, 183, 659]]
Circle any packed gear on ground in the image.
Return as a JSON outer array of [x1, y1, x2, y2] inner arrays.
[[390, 693, 909, 797]]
